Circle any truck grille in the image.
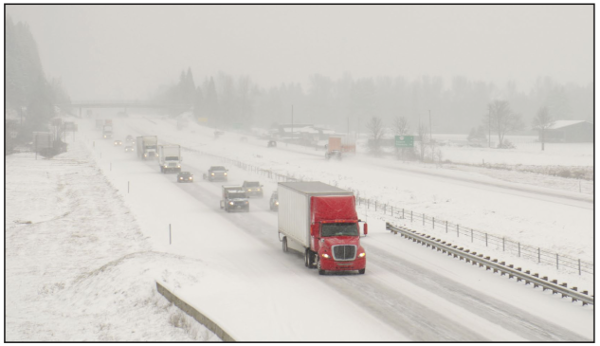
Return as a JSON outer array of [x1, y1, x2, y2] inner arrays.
[[332, 245, 356, 261]]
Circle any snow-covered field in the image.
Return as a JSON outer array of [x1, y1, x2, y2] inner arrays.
[[5, 113, 594, 341], [6, 140, 218, 341]]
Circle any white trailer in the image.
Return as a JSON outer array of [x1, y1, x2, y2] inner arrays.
[[158, 145, 182, 173], [102, 125, 113, 139], [277, 182, 353, 252]]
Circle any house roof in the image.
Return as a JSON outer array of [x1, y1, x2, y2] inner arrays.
[[547, 120, 591, 130]]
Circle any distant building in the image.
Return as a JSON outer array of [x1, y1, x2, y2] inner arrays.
[[542, 120, 592, 143]]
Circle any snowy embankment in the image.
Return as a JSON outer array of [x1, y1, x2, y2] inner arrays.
[[5, 139, 218, 341]]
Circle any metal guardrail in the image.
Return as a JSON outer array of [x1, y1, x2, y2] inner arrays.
[[386, 222, 594, 307]]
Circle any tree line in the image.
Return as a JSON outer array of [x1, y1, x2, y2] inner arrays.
[[6, 16, 72, 154], [152, 70, 591, 140]]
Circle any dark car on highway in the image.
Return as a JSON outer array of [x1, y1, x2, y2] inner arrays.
[[177, 171, 194, 183]]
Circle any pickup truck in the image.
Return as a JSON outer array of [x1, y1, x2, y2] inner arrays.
[[203, 166, 228, 182], [220, 186, 249, 212], [242, 181, 264, 198]]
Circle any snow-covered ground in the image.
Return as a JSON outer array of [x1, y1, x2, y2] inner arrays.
[[6, 113, 593, 341], [6, 140, 219, 341]]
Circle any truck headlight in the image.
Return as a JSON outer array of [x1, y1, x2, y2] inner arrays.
[[229, 202, 234, 205], [164, 165, 168, 168], [144, 154, 147, 157], [358, 252, 366, 258], [248, 189, 252, 192], [211, 173, 215, 176], [177, 165, 180, 168], [189, 177, 192, 180], [179, 177, 183, 180], [321, 253, 330, 259], [224, 172, 228, 176], [275, 201, 279, 205]]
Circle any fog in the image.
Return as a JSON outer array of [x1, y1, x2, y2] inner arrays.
[[6, 4, 592, 100]]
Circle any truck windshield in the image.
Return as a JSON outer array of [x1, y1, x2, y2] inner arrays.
[[321, 223, 358, 237], [165, 156, 179, 160]]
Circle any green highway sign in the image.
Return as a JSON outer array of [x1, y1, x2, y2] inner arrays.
[[395, 135, 414, 148]]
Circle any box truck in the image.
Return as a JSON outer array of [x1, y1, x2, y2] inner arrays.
[[278, 181, 367, 275], [158, 145, 182, 173], [136, 136, 158, 159]]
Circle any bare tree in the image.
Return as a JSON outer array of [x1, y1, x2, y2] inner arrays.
[[485, 100, 523, 148], [367, 117, 385, 156], [532, 106, 554, 151]]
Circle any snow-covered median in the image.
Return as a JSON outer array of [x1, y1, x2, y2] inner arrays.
[[5, 139, 219, 341]]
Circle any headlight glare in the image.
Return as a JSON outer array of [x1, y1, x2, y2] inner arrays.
[[321, 253, 330, 259], [358, 252, 366, 258]]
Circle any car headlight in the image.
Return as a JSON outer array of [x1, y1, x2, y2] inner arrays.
[[189, 177, 192, 180], [358, 252, 366, 258], [177, 165, 180, 168], [321, 253, 330, 259], [224, 172, 228, 176], [211, 173, 215, 175], [179, 177, 183, 180], [275, 201, 279, 205], [229, 202, 234, 205], [164, 165, 168, 168], [144, 154, 147, 157], [248, 189, 252, 192]]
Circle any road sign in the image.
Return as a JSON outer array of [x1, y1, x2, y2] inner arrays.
[[395, 135, 414, 148]]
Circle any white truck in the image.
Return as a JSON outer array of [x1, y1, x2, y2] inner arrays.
[[136, 136, 158, 160], [158, 145, 182, 173], [278, 181, 367, 275]]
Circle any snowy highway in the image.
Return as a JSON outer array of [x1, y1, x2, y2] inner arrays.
[[77, 115, 593, 341]]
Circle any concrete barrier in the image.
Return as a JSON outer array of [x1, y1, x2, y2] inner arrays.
[[155, 281, 235, 341]]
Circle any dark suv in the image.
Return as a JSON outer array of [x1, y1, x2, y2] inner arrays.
[[242, 181, 264, 198], [203, 166, 228, 182], [220, 186, 249, 212]]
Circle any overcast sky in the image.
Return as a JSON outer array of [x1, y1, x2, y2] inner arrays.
[[6, 4, 593, 100]]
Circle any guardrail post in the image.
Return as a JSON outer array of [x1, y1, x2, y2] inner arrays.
[[445, 221, 448, 233], [578, 259, 581, 275], [556, 254, 559, 269], [485, 233, 488, 246], [403, 209, 405, 219], [375, 201, 377, 211], [411, 211, 413, 222], [518, 243, 521, 257], [384, 204, 386, 214], [432, 217, 435, 229], [503, 237, 505, 251]]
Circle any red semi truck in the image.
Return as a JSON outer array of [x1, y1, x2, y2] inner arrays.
[[278, 181, 368, 275]]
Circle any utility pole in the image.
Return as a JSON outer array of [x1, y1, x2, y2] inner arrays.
[[488, 108, 491, 148], [429, 109, 433, 162]]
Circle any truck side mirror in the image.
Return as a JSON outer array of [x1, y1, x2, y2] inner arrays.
[[363, 223, 368, 236]]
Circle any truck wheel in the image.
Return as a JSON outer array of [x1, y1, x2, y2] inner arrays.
[[304, 249, 310, 267], [318, 260, 325, 275], [282, 237, 288, 253], [358, 268, 366, 275]]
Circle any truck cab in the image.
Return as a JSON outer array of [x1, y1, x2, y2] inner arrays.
[[203, 166, 228, 182], [220, 186, 249, 212]]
